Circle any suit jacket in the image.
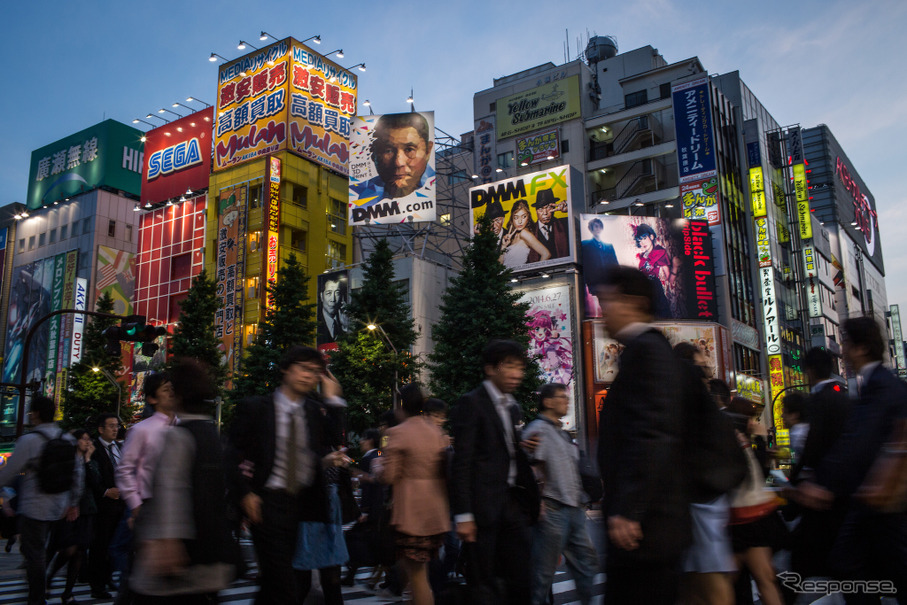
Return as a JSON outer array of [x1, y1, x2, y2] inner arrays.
[[380, 416, 450, 537], [818, 365, 907, 500], [92, 439, 126, 518], [450, 384, 540, 527], [791, 381, 850, 483], [581, 238, 619, 294], [357, 450, 386, 521], [317, 311, 346, 345], [597, 328, 690, 564], [227, 392, 339, 523], [527, 217, 570, 263]]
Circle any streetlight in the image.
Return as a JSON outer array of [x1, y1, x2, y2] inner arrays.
[[367, 323, 399, 409], [92, 366, 123, 419]]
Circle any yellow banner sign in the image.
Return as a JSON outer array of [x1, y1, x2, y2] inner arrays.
[[794, 163, 812, 240], [497, 76, 580, 140], [749, 167, 766, 218]]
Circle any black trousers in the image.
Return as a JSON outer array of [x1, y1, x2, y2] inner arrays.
[[833, 508, 907, 605], [462, 489, 533, 605], [249, 490, 307, 605], [90, 507, 123, 592], [20, 516, 52, 605]]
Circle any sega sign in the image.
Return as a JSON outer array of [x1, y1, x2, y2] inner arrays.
[[141, 107, 213, 204], [147, 138, 203, 180]]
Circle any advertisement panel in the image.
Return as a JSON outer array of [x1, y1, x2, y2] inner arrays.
[[70, 278, 88, 366], [469, 166, 576, 273], [142, 107, 213, 204], [760, 267, 782, 355], [891, 305, 907, 373], [802, 246, 822, 318], [215, 186, 248, 379], [0, 228, 6, 303], [680, 175, 720, 226], [45, 254, 66, 389], [348, 111, 436, 225], [671, 77, 717, 183], [289, 41, 358, 175], [832, 151, 883, 273], [518, 285, 576, 429], [316, 270, 350, 352], [265, 157, 281, 310], [496, 76, 580, 140], [214, 41, 291, 171], [57, 251, 78, 374], [473, 116, 496, 184], [735, 373, 765, 406], [750, 167, 767, 218], [794, 163, 812, 240], [578, 215, 717, 321], [515, 128, 560, 167], [96, 246, 136, 316], [768, 354, 789, 445], [27, 120, 144, 210]]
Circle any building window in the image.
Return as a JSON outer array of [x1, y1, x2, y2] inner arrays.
[[247, 276, 260, 299], [18, 238, 24, 253], [326, 241, 346, 268], [28, 235, 35, 250], [71, 221, 79, 237], [83, 218, 92, 234], [284, 182, 308, 208], [171, 253, 192, 281], [561, 140, 570, 153], [497, 152, 513, 169], [660, 83, 671, 100], [39, 232, 46, 247], [49, 229, 57, 244], [249, 231, 262, 253], [108, 219, 116, 237], [450, 169, 469, 183], [329, 198, 346, 235], [624, 89, 648, 109], [126, 225, 133, 242], [60, 224, 68, 240], [249, 182, 264, 209], [289, 227, 306, 251]]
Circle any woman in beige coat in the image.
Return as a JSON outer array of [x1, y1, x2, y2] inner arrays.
[[377, 384, 450, 605]]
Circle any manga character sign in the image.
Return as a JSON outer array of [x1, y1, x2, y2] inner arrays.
[[518, 285, 576, 430], [515, 128, 560, 167], [680, 175, 720, 226], [348, 112, 436, 225]]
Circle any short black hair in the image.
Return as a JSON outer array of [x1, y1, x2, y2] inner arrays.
[[708, 379, 731, 405], [71, 428, 90, 441], [97, 413, 119, 430], [587, 218, 603, 231], [143, 371, 171, 401], [804, 347, 835, 379], [599, 265, 655, 315], [843, 316, 886, 362], [30, 395, 56, 424], [374, 112, 432, 146], [400, 383, 425, 417], [423, 398, 448, 416], [783, 391, 809, 420], [280, 345, 327, 372], [538, 383, 567, 412], [482, 339, 526, 370], [361, 428, 381, 447], [170, 357, 217, 415]]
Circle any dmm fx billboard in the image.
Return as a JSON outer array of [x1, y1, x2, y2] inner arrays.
[[348, 112, 436, 225], [142, 107, 213, 204], [27, 120, 144, 210], [497, 76, 580, 140], [214, 38, 357, 174], [265, 157, 281, 310], [469, 166, 577, 273], [672, 77, 720, 225]]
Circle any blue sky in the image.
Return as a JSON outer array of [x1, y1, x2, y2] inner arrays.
[[3, 0, 906, 308]]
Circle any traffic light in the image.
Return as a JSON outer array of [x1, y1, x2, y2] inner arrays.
[[101, 316, 168, 358], [102, 326, 123, 357]]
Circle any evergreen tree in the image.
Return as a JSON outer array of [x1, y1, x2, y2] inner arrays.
[[168, 270, 225, 392], [229, 253, 316, 405], [330, 239, 420, 435], [429, 214, 543, 418], [61, 292, 133, 430]]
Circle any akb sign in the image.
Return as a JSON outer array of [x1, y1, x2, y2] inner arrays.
[[147, 138, 203, 180]]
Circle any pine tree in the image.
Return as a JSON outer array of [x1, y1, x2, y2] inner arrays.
[[429, 214, 543, 417], [330, 239, 420, 435], [168, 270, 225, 392], [229, 253, 316, 405], [61, 292, 134, 430]]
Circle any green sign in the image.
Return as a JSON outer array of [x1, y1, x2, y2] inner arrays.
[[26, 119, 144, 210], [496, 75, 581, 140]]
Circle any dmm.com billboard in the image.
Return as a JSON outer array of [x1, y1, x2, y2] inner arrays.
[[142, 107, 213, 204]]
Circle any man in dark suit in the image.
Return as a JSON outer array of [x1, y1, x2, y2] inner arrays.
[[794, 317, 907, 602], [228, 346, 349, 605], [450, 340, 540, 605], [527, 188, 570, 262], [90, 413, 126, 599], [581, 217, 619, 302], [596, 266, 689, 604], [317, 275, 348, 345]]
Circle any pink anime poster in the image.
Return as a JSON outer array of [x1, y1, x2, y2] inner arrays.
[[518, 284, 576, 430]]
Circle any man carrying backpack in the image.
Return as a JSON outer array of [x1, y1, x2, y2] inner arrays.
[[0, 395, 82, 605]]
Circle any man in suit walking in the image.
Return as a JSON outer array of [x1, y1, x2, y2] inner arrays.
[[794, 317, 907, 602], [90, 413, 126, 599], [527, 188, 570, 263], [228, 346, 349, 605], [595, 266, 690, 604], [450, 339, 540, 605]]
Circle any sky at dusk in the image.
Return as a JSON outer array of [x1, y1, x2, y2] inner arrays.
[[3, 0, 906, 308]]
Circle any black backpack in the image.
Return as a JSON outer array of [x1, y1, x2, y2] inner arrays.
[[32, 430, 77, 494], [679, 360, 747, 503]]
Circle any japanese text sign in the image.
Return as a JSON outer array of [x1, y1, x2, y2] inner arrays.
[[672, 77, 717, 184]]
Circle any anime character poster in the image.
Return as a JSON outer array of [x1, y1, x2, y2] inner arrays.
[[578, 215, 717, 321], [517, 285, 576, 430]]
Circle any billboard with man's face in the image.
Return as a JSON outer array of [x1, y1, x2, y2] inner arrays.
[[348, 112, 436, 225], [317, 270, 350, 351], [469, 166, 576, 274]]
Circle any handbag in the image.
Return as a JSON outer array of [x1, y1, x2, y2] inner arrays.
[[729, 446, 778, 525], [856, 418, 907, 513]]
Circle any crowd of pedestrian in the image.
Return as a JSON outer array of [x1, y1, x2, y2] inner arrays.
[[0, 265, 905, 605]]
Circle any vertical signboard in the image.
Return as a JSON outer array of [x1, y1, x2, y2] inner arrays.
[[768, 354, 788, 445], [348, 112, 436, 225], [57, 251, 78, 373], [316, 270, 350, 351], [473, 117, 496, 184], [750, 167, 767, 218], [672, 77, 720, 225], [760, 267, 781, 355], [794, 163, 812, 240], [802, 246, 822, 318], [70, 278, 88, 365], [45, 254, 67, 394], [755, 217, 771, 268], [215, 186, 247, 380], [891, 305, 907, 373], [265, 157, 281, 310], [518, 285, 577, 430]]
